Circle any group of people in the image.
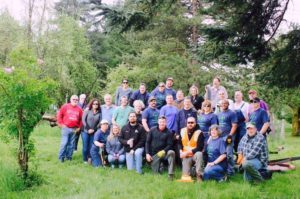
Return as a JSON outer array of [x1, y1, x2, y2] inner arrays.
[[56, 77, 270, 183]]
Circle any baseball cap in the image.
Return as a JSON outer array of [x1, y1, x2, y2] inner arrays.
[[148, 96, 156, 102], [250, 97, 260, 103], [167, 77, 174, 81], [100, 119, 109, 125], [246, 122, 256, 129]]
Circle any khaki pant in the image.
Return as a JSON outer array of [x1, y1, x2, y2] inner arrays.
[[182, 151, 204, 176], [151, 150, 175, 175]]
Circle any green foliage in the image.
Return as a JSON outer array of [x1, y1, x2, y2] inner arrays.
[[0, 11, 25, 65], [8, 45, 37, 69], [97, 0, 178, 32], [0, 52, 57, 178], [41, 16, 101, 103], [1, 123, 300, 198], [198, 0, 288, 65], [257, 28, 300, 89], [0, 71, 55, 137]]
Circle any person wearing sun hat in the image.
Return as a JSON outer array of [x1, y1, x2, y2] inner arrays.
[[237, 122, 268, 182]]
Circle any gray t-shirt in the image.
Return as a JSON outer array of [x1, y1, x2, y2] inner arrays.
[[115, 86, 133, 106]]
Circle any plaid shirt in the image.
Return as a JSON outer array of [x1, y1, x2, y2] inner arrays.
[[238, 132, 268, 169]]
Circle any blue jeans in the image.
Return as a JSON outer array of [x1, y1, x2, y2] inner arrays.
[[81, 131, 94, 162], [242, 159, 263, 182], [108, 154, 126, 165], [90, 147, 102, 167], [222, 135, 235, 175], [203, 164, 226, 181], [125, 148, 144, 174], [58, 127, 75, 161]]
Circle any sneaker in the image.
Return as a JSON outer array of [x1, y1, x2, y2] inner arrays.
[[111, 164, 115, 169], [83, 161, 88, 164], [218, 176, 228, 183], [119, 164, 123, 169]]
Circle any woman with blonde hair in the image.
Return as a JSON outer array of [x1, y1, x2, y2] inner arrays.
[[106, 124, 125, 168], [133, 100, 145, 124], [189, 85, 204, 111], [197, 100, 218, 144]]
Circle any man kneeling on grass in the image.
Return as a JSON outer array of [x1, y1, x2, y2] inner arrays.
[[146, 116, 175, 180], [90, 120, 109, 167], [178, 117, 205, 182], [237, 122, 268, 183]]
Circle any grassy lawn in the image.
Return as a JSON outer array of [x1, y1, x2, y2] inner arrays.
[[1, 122, 300, 199]]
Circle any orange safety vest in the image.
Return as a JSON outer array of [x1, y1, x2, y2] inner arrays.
[[180, 128, 201, 156]]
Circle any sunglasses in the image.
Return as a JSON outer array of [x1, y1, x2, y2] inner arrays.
[[93, 103, 99, 105], [203, 105, 211, 107], [250, 100, 259, 103], [123, 82, 128, 84], [187, 122, 195, 124]]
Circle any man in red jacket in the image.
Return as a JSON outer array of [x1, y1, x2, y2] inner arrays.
[[57, 95, 83, 162]]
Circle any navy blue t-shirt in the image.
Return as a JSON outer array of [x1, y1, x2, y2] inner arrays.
[[197, 112, 218, 133], [206, 137, 227, 169], [91, 130, 108, 151], [130, 90, 150, 107], [142, 107, 159, 128], [217, 109, 238, 137], [249, 108, 269, 131]]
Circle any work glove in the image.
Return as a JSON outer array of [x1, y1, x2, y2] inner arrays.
[[226, 135, 232, 145], [157, 150, 166, 158], [236, 153, 244, 165]]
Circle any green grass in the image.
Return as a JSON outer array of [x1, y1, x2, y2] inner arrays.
[[1, 122, 300, 199]]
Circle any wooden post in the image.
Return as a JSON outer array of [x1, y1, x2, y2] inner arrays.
[[291, 107, 300, 136]]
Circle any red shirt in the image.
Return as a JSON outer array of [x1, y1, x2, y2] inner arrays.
[[57, 103, 83, 128]]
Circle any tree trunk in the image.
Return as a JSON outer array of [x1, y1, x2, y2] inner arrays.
[[291, 107, 300, 136], [17, 109, 29, 179]]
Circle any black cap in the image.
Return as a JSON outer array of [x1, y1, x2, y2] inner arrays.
[[250, 97, 260, 103]]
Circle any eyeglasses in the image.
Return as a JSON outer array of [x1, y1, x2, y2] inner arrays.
[[72, 99, 78, 101], [159, 85, 165, 87], [93, 103, 99, 105], [123, 82, 128, 84], [187, 122, 195, 124]]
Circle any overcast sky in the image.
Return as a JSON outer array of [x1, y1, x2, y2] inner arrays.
[[0, 0, 299, 32]]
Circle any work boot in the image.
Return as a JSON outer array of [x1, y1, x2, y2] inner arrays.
[[168, 174, 174, 181], [196, 173, 203, 182]]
